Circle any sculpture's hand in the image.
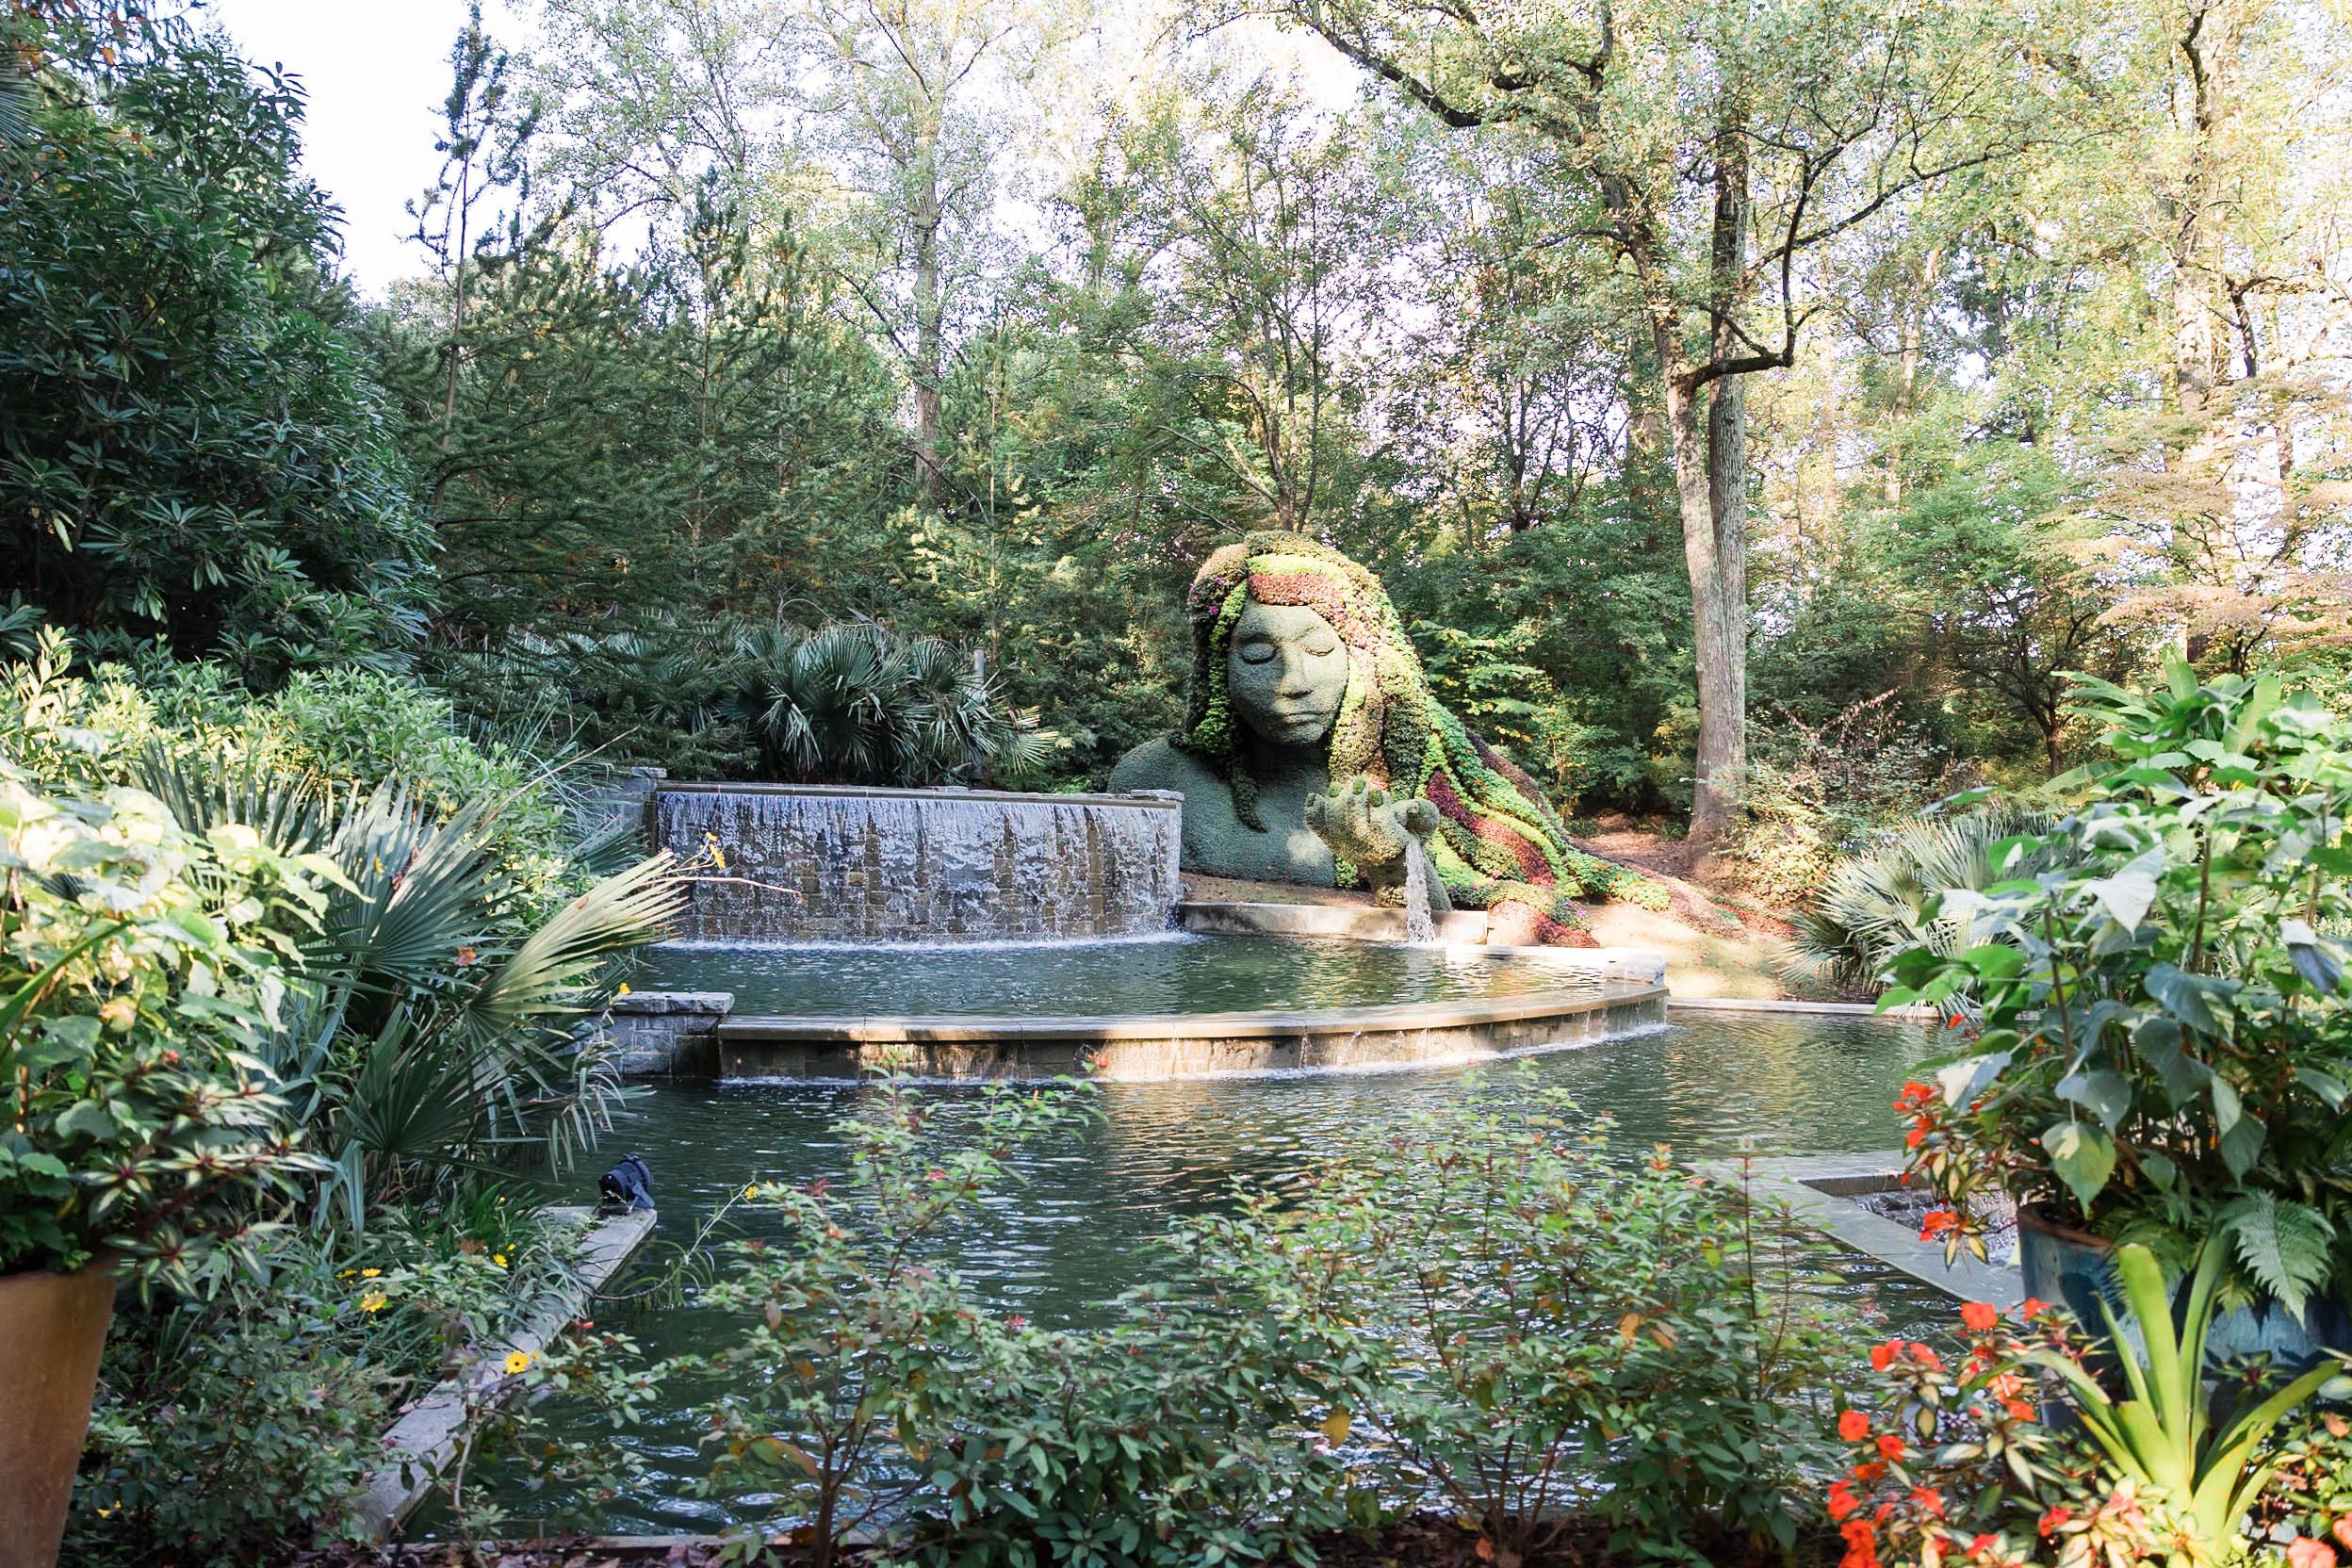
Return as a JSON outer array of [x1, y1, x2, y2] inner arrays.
[[1306, 777, 1448, 910]]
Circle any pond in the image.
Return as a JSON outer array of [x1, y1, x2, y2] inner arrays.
[[641, 933, 1604, 1017], [449, 1009, 1949, 1539]]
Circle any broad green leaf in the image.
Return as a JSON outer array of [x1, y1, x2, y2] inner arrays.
[[2040, 1120, 2116, 1209], [1937, 1051, 2011, 1110], [2055, 1070, 2133, 1131]]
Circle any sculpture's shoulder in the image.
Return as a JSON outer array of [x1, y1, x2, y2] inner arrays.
[[1108, 735, 1219, 799]]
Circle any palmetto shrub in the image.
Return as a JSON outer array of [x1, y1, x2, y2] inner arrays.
[[1781, 808, 2054, 991], [718, 619, 1054, 789]]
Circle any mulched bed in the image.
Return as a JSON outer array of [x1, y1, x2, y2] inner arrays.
[[295, 1515, 1835, 1568]]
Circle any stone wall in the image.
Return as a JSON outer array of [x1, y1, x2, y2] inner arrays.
[[605, 989, 731, 1074]]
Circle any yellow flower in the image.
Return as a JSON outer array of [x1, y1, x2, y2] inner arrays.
[[616, 983, 631, 996], [503, 1349, 533, 1375], [360, 1267, 381, 1279], [358, 1291, 388, 1314], [492, 1253, 507, 1267]]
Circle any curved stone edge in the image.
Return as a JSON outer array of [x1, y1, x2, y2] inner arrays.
[[713, 982, 1668, 1081], [355, 1206, 658, 1539], [1691, 1152, 2022, 1308]]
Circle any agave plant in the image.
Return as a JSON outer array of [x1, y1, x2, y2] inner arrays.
[[718, 619, 1054, 788], [1780, 808, 2054, 990], [136, 749, 681, 1227]]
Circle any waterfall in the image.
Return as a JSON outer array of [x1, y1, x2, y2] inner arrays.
[[1400, 838, 1437, 945], [652, 784, 1183, 942]]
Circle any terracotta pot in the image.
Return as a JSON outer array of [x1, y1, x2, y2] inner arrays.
[[2017, 1203, 2352, 1373], [0, 1259, 118, 1568]]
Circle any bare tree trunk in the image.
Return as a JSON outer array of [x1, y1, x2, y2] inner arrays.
[[2171, 0, 2246, 419], [911, 132, 945, 509]]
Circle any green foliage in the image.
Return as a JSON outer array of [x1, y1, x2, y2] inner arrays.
[[719, 619, 1055, 788], [688, 1074, 1855, 1567], [1835, 1251, 2351, 1568], [1185, 1082, 1849, 1563], [0, 12, 431, 680], [1882, 669, 2352, 1312], [0, 762, 327, 1286], [685, 1079, 1106, 1568], [67, 1200, 628, 1566], [1784, 808, 2054, 990]]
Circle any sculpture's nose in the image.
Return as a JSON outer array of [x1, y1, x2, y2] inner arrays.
[[1278, 648, 1316, 698]]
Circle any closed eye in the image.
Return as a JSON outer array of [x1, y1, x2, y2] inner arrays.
[[1236, 643, 1277, 663]]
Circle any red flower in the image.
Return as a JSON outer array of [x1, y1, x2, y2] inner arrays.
[[1839, 1410, 1872, 1442], [1908, 1342, 1943, 1369], [1840, 1520, 1881, 1568], [1911, 1487, 1947, 1519], [1920, 1209, 1959, 1237], [1906, 1128, 1927, 1148], [1968, 1536, 2000, 1559], [2288, 1540, 2338, 1568], [2038, 1509, 2071, 1537], [1870, 1340, 1901, 1372], [2004, 1399, 2035, 1422], [1876, 1434, 1906, 1461], [1828, 1481, 1859, 1521], [1853, 1462, 1888, 1482], [2018, 1298, 2050, 1318], [1960, 1301, 1999, 1331]]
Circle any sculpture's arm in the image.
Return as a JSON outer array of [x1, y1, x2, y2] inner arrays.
[[1304, 776, 1450, 911]]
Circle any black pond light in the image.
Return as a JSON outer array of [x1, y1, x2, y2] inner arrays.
[[598, 1152, 654, 1212]]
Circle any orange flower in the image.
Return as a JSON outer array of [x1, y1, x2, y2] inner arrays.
[[1960, 1301, 1999, 1331], [2018, 1298, 2050, 1318], [1870, 1340, 1901, 1372], [2004, 1400, 2035, 1422], [1853, 1462, 1889, 1482], [1908, 1342, 1943, 1369], [1906, 1128, 1927, 1148], [1839, 1410, 1872, 1442], [1920, 1209, 1959, 1236], [1911, 1487, 1946, 1520], [1968, 1536, 1999, 1559], [1840, 1520, 1881, 1568], [2038, 1508, 2071, 1538], [1876, 1434, 1907, 1461], [1828, 1481, 1860, 1521], [2288, 1539, 2339, 1568]]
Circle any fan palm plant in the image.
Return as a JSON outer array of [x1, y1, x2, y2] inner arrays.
[[1781, 808, 2054, 990], [135, 750, 681, 1227], [718, 619, 1054, 788]]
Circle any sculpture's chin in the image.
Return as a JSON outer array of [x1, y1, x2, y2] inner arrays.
[[1254, 713, 1335, 747]]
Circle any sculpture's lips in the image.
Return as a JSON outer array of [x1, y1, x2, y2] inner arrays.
[[1262, 706, 1336, 738]]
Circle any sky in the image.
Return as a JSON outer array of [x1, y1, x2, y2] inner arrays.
[[202, 0, 531, 296], [196, 0, 1364, 300]]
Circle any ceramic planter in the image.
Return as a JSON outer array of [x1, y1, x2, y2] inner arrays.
[[2017, 1204, 2352, 1374], [0, 1260, 118, 1568]]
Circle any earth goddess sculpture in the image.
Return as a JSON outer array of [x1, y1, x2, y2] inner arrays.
[[1110, 532, 1664, 944]]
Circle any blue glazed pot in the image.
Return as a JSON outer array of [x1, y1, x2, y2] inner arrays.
[[2017, 1204, 2352, 1376]]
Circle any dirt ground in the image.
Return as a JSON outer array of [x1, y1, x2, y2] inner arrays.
[[1180, 824, 1837, 1003]]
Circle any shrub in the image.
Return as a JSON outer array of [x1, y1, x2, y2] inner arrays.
[[0, 762, 324, 1287], [67, 1200, 612, 1566], [1187, 1079, 1852, 1564], [1882, 668, 2352, 1313]]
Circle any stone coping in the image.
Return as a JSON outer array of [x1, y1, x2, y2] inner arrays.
[[358, 1205, 658, 1537], [652, 780, 1181, 809], [1179, 899, 1489, 943], [1694, 1152, 2022, 1309], [1669, 996, 1937, 1019], [610, 988, 733, 1016], [717, 976, 1665, 1045]]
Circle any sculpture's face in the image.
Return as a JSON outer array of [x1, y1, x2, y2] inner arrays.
[[1227, 600, 1348, 748]]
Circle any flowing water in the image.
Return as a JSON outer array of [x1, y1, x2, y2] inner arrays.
[[643, 933, 1597, 1016], [451, 1011, 1952, 1538], [651, 786, 1181, 943]]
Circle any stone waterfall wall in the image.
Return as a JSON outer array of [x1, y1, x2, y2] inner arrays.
[[653, 783, 1183, 942]]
